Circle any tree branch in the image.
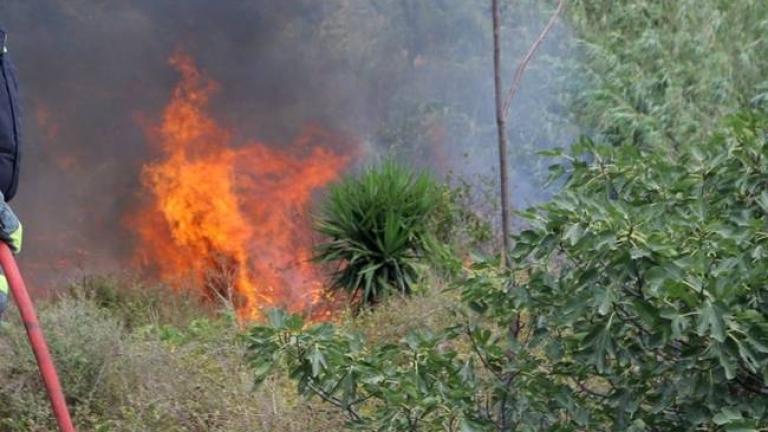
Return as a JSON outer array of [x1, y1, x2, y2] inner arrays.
[[465, 323, 505, 382], [502, 0, 566, 118], [306, 381, 362, 422]]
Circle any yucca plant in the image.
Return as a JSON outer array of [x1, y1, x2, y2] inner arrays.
[[314, 161, 440, 307]]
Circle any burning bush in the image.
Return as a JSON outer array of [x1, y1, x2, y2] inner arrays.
[[130, 53, 353, 321]]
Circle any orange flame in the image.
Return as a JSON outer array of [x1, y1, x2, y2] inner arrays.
[[131, 53, 352, 320]]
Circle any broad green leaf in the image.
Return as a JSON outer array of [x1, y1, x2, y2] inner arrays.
[[309, 346, 326, 376], [697, 302, 726, 342], [713, 407, 743, 425]]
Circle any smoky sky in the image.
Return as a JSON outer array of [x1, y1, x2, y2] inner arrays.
[[0, 0, 573, 291]]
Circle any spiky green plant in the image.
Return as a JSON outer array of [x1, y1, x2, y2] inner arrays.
[[314, 162, 440, 307]]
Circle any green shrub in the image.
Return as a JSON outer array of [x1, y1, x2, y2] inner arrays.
[[472, 108, 768, 430], [500, 109, 768, 430], [314, 161, 442, 307], [246, 309, 479, 431]]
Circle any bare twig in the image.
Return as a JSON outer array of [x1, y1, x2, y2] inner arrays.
[[465, 323, 504, 382], [502, 0, 566, 118], [306, 381, 363, 422]]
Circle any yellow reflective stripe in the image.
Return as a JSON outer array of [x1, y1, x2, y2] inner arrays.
[[10, 223, 22, 254], [0, 275, 8, 294]]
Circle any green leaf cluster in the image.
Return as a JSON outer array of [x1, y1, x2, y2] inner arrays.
[[314, 161, 442, 307], [505, 109, 768, 429], [246, 309, 483, 431]]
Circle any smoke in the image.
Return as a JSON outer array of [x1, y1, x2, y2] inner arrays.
[[0, 0, 575, 290]]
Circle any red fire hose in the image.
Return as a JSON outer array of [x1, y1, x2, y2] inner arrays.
[[0, 243, 76, 432]]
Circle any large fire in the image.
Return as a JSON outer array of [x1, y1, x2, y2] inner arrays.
[[131, 53, 352, 320]]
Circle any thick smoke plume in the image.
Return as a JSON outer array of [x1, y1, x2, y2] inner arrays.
[[0, 0, 573, 291]]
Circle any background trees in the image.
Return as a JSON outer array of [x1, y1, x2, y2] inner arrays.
[[564, 0, 768, 149]]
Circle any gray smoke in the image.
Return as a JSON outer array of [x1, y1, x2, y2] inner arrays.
[[0, 0, 575, 290]]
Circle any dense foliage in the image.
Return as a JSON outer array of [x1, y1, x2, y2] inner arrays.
[[248, 109, 768, 431], [505, 108, 768, 430], [314, 162, 442, 306], [565, 0, 768, 149]]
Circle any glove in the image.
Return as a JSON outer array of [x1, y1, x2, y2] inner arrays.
[[0, 192, 21, 321], [0, 191, 22, 254]]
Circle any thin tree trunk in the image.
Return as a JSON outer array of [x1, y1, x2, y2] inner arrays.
[[492, 0, 512, 268], [492, 0, 565, 268], [491, 2, 565, 424]]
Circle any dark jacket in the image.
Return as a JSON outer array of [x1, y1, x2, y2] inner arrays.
[[0, 28, 22, 202]]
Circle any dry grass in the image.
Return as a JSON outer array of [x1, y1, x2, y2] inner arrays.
[[340, 277, 459, 345], [0, 272, 459, 431], [0, 275, 350, 432]]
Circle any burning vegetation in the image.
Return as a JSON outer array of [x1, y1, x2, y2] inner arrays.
[[130, 53, 353, 320]]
